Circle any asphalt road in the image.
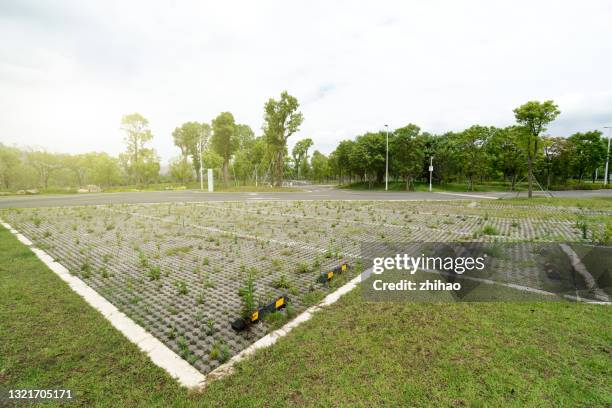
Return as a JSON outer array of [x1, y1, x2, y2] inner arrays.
[[0, 186, 610, 208]]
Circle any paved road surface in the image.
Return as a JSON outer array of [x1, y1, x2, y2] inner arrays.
[[0, 186, 610, 208]]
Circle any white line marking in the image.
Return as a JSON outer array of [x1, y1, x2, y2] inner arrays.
[[0, 219, 206, 389]]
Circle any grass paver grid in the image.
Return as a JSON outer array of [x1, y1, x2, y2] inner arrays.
[[0, 199, 601, 375]]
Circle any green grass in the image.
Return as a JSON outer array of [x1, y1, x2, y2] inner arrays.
[[341, 180, 612, 193], [500, 196, 612, 210], [0, 182, 302, 196], [1, 225, 611, 407], [341, 180, 530, 192]]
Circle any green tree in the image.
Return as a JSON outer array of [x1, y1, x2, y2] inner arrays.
[[310, 150, 330, 182], [172, 122, 211, 182], [456, 125, 493, 190], [211, 112, 238, 186], [390, 124, 425, 190], [513, 101, 561, 197], [292, 138, 313, 180], [567, 130, 606, 182], [263, 91, 304, 186], [120, 113, 159, 184], [487, 126, 526, 190], [89, 153, 122, 187], [331, 140, 355, 183], [27, 151, 62, 189], [169, 156, 192, 184], [0, 144, 21, 190]]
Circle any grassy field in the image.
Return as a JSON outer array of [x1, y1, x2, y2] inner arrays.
[[1, 222, 610, 407], [0, 183, 302, 196]]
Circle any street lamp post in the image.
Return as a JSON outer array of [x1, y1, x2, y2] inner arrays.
[[604, 126, 611, 186], [429, 156, 433, 192], [199, 132, 204, 191], [385, 124, 389, 191]]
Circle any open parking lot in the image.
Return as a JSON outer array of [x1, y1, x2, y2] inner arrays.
[[2, 198, 610, 377]]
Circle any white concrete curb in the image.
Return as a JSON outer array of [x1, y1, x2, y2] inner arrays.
[[0, 219, 206, 389]]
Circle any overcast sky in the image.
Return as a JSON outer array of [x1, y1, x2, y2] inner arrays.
[[1, 0, 612, 163]]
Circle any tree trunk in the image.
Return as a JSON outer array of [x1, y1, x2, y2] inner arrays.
[[527, 150, 533, 198], [274, 150, 283, 187], [222, 159, 229, 186]]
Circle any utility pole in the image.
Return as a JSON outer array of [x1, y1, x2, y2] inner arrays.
[[385, 124, 389, 191], [429, 156, 433, 192], [605, 126, 611, 186]]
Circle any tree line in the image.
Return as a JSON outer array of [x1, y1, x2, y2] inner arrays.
[[0, 98, 609, 195], [323, 100, 609, 196]]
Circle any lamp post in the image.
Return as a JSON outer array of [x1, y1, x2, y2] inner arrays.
[[199, 131, 204, 191], [429, 156, 433, 192], [604, 126, 611, 186], [385, 124, 389, 191]]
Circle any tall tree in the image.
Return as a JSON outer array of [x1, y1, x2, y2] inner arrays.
[[567, 130, 606, 182], [487, 126, 526, 191], [455, 126, 493, 190], [120, 113, 159, 184], [310, 150, 330, 182], [331, 140, 355, 183], [172, 122, 211, 182], [263, 91, 304, 186], [27, 151, 62, 189], [292, 138, 313, 180], [211, 112, 238, 186], [513, 101, 560, 197], [390, 124, 425, 190]]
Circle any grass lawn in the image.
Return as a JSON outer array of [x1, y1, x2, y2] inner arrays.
[[0, 183, 302, 196], [341, 180, 611, 193], [1, 224, 610, 407]]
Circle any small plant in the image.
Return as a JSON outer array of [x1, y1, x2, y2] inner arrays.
[[175, 280, 188, 295], [147, 265, 161, 281], [205, 319, 216, 336], [177, 336, 189, 357], [138, 250, 149, 268], [296, 262, 310, 274], [209, 343, 220, 360], [32, 216, 42, 227], [196, 291, 205, 305], [100, 266, 110, 278], [482, 225, 498, 235], [271, 258, 283, 271], [219, 343, 230, 363], [42, 230, 52, 238], [238, 268, 256, 320], [575, 218, 588, 239], [202, 257, 210, 266], [80, 260, 92, 278], [273, 274, 292, 289], [167, 326, 177, 339]]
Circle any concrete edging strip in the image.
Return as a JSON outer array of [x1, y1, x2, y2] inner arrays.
[[0, 219, 206, 389]]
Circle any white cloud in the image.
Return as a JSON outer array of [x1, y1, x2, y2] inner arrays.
[[1, 0, 612, 162]]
